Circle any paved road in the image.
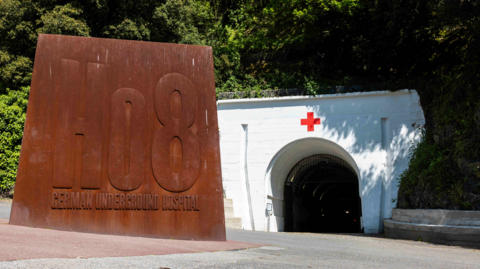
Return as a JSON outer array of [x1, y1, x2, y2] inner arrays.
[[0, 200, 11, 219], [1, 202, 480, 268]]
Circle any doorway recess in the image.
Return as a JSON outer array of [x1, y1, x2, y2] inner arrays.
[[284, 154, 362, 233]]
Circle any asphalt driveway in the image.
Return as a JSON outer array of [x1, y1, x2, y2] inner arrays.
[[1, 201, 479, 268]]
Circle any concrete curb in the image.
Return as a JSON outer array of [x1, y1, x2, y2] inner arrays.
[[384, 219, 480, 248]]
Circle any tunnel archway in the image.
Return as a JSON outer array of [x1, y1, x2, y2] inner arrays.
[[284, 154, 362, 233], [263, 137, 363, 232]]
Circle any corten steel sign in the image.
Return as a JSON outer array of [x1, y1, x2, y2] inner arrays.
[[9, 34, 226, 240]]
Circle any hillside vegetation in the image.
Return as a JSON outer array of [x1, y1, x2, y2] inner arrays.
[[0, 0, 479, 209]]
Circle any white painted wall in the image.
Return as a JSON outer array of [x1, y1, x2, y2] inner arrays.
[[217, 90, 425, 234]]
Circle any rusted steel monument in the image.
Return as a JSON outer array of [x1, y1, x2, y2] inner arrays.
[[9, 34, 226, 240]]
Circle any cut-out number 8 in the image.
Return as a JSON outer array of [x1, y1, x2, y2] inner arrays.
[[152, 73, 200, 192]]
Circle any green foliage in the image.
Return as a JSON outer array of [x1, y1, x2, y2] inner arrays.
[[0, 0, 406, 92], [209, 0, 437, 93], [38, 3, 90, 37], [0, 86, 28, 193], [0, 51, 31, 92], [206, 0, 367, 92], [0, 0, 213, 90], [397, 126, 479, 210], [153, 0, 212, 44], [397, 69, 480, 209], [398, 133, 453, 205]]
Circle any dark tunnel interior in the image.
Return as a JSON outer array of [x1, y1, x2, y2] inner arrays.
[[284, 155, 363, 233]]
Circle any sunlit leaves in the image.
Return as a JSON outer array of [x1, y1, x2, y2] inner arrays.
[[153, 0, 212, 44], [0, 87, 28, 192], [102, 18, 151, 40], [37, 4, 90, 37]]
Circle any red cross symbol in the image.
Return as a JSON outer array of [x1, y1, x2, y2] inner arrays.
[[301, 112, 321, 132]]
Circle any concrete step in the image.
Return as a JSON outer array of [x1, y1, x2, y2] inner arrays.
[[225, 217, 242, 229], [224, 198, 242, 229], [224, 207, 234, 218], [224, 198, 233, 207], [224, 211, 235, 218]]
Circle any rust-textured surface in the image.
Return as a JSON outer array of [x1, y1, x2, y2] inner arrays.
[[9, 34, 226, 241]]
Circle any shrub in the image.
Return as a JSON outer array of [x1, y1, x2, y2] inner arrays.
[[0, 87, 29, 194]]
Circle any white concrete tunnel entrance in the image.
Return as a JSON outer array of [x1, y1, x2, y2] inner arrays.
[[264, 138, 363, 233]]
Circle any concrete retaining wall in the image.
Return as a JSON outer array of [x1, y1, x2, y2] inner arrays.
[[392, 209, 480, 226], [385, 209, 480, 248]]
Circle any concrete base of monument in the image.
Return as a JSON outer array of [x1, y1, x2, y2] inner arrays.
[[0, 219, 265, 262], [384, 209, 480, 248]]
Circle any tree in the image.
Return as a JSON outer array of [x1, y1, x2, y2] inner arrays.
[[0, 0, 212, 91]]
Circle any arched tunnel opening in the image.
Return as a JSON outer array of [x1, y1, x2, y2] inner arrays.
[[284, 154, 363, 233]]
